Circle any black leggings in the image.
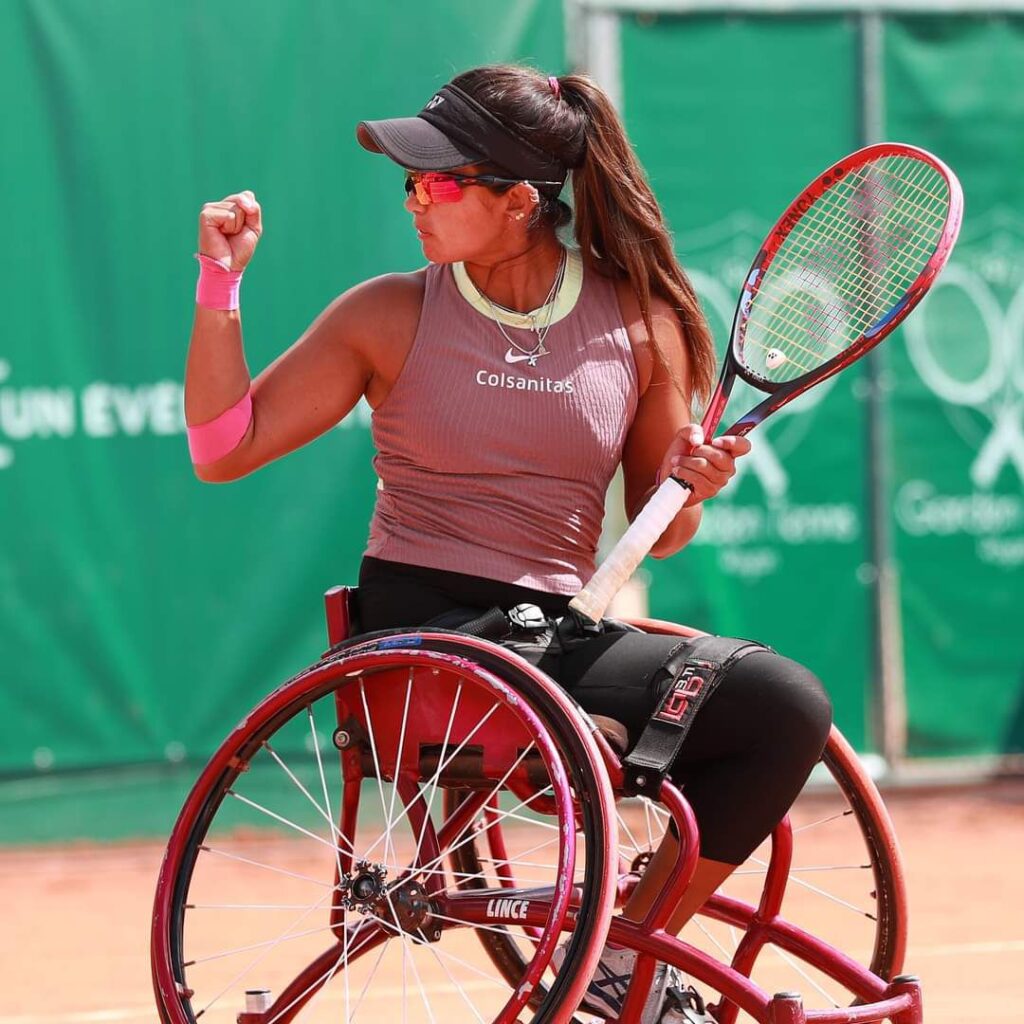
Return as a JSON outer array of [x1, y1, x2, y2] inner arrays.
[[358, 557, 833, 865]]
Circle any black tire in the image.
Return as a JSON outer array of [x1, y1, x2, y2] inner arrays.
[[152, 634, 616, 1024]]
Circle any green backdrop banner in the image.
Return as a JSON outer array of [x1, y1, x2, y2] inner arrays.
[[0, 0, 563, 779], [616, 11, 1023, 758], [2, 4, 1022, 838], [885, 16, 1024, 756], [619, 14, 872, 749]]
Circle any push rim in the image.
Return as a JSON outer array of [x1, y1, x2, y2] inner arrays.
[[151, 641, 616, 1024]]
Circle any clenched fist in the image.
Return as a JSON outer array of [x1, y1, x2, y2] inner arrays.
[[198, 191, 262, 271]]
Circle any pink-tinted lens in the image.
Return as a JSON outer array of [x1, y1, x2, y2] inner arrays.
[[421, 173, 463, 203]]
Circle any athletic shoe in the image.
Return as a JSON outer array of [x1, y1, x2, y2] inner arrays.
[[550, 943, 684, 1022], [660, 983, 718, 1023]]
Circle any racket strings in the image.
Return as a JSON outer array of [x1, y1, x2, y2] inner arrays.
[[758, 162, 946, 323], [777, 162, 944, 298], [743, 154, 951, 381], [787, 160, 947, 283]]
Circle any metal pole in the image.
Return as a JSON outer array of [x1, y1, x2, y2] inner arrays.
[[861, 11, 907, 769], [579, 7, 625, 112], [570, 1, 647, 614], [571, 1, 626, 560], [564, 0, 585, 71]]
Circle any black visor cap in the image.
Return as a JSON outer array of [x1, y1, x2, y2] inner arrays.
[[356, 116, 484, 172], [357, 84, 566, 185]]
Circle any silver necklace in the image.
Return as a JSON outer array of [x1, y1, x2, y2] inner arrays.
[[479, 250, 567, 367]]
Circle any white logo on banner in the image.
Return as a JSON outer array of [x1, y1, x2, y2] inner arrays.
[[680, 215, 861, 578], [0, 359, 185, 470], [904, 264, 1024, 487], [0, 353, 374, 471], [897, 207, 1024, 567]]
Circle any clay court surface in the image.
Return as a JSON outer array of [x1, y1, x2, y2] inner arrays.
[[2, 779, 1022, 1024]]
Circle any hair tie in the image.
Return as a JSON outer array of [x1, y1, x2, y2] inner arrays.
[[547, 75, 561, 100]]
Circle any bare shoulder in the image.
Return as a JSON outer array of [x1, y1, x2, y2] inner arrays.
[[316, 269, 427, 404], [327, 269, 427, 347], [613, 277, 689, 395]]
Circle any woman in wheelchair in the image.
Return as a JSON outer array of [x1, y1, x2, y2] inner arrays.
[[184, 65, 833, 1023]]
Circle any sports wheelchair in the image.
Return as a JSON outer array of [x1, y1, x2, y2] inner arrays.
[[151, 586, 923, 1024]]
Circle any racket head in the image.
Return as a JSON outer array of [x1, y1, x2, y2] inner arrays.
[[725, 143, 963, 423]]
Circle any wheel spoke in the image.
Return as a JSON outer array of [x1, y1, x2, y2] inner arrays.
[[188, 902, 333, 967], [198, 845, 332, 889], [475, 830, 561, 865], [794, 808, 854, 833], [733, 863, 871, 876], [616, 807, 644, 856], [424, 940, 488, 1024], [265, 915, 375, 1024], [428, 908, 541, 938], [691, 914, 735, 961], [415, 935, 511, 989], [306, 703, 352, 882], [385, 673, 416, 868], [769, 941, 843, 1008], [414, 863, 554, 887], [745, 854, 877, 918], [359, 907, 510, 990], [189, 893, 340, 1018], [187, 902, 325, 911], [261, 729, 352, 864], [408, 775, 548, 888], [350, 937, 394, 1022], [404, 932, 439, 1024], [359, 681, 400, 869], [481, 803, 560, 831], [410, 682, 465, 871], [643, 798, 658, 852], [225, 790, 342, 853], [359, 690, 503, 865]]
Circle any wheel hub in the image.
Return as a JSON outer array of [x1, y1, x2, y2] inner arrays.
[[334, 864, 439, 940], [388, 880, 433, 934], [336, 860, 388, 911]]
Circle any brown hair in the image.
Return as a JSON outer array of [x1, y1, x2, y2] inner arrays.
[[451, 64, 716, 405]]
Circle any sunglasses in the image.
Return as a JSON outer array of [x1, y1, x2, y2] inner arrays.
[[404, 171, 562, 205]]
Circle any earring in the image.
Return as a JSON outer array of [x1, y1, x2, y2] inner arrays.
[[514, 212, 525, 221]]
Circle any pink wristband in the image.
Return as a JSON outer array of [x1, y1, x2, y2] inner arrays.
[[195, 253, 243, 310], [187, 389, 253, 465]]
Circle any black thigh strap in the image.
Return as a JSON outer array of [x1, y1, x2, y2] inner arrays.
[[622, 634, 768, 797]]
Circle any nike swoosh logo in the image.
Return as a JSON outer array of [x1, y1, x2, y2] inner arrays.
[[505, 348, 542, 364]]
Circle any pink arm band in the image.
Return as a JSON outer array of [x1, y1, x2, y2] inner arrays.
[[187, 389, 253, 465], [195, 253, 243, 310]]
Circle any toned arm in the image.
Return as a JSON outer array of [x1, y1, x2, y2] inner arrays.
[[617, 285, 704, 558], [187, 271, 424, 482]]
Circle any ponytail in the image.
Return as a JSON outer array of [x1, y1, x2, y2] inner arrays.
[[453, 65, 716, 405], [558, 74, 715, 404]]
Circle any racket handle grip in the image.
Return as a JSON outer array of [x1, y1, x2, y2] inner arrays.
[[569, 478, 690, 624]]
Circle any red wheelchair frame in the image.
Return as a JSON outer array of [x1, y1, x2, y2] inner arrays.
[[151, 586, 922, 1024]]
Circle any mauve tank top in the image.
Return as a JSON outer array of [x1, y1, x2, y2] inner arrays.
[[365, 250, 639, 594]]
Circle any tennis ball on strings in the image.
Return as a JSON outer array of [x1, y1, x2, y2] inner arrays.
[[765, 348, 787, 370]]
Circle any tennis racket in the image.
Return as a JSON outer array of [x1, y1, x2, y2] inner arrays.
[[570, 142, 964, 625]]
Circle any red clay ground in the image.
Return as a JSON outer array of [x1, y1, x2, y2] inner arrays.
[[2, 780, 1021, 1023]]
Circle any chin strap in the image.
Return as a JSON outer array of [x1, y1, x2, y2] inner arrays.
[[622, 634, 769, 798]]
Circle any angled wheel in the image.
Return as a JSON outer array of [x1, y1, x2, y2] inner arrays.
[[609, 726, 906, 1022], [151, 633, 617, 1024], [449, 722, 906, 1021]]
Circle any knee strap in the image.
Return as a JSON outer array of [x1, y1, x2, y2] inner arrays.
[[622, 634, 769, 798]]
